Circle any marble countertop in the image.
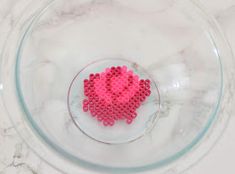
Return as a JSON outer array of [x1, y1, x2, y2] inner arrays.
[[0, 0, 235, 173]]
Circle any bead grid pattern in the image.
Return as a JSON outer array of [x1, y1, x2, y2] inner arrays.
[[82, 66, 151, 126]]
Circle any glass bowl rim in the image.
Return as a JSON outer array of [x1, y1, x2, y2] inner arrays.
[[14, 0, 224, 172]]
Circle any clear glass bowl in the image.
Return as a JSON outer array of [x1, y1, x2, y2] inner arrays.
[[0, 0, 234, 173]]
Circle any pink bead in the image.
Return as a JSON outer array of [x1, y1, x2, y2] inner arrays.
[[83, 106, 88, 112], [145, 79, 150, 84], [103, 120, 109, 126], [89, 74, 94, 79], [126, 119, 133, 124], [97, 116, 103, 121], [132, 112, 137, 118], [95, 73, 100, 79]]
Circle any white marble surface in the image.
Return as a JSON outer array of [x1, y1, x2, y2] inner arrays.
[[0, 0, 235, 173]]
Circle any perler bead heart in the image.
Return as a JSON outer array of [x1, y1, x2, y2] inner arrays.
[[82, 66, 151, 126]]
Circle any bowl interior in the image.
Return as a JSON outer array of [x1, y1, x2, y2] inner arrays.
[[15, 0, 222, 170]]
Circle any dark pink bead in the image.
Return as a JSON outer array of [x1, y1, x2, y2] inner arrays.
[[145, 79, 150, 84]]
